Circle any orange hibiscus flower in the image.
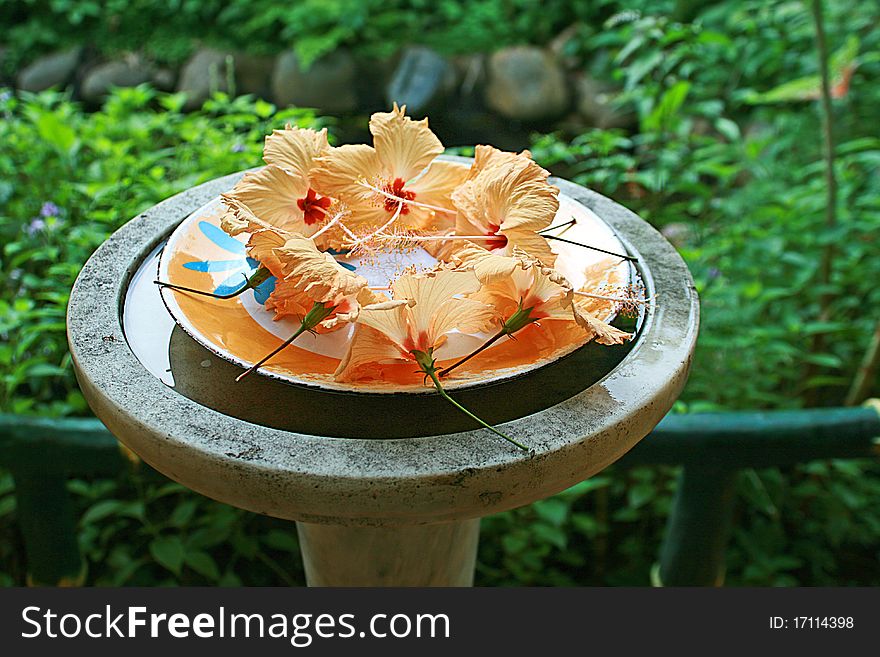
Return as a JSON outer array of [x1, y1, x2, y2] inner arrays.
[[451, 145, 559, 264], [310, 104, 468, 237], [334, 267, 494, 381], [221, 125, 336, 243]]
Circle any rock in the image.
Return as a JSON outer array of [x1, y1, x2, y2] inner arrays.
[[233, 53, 275, 97], [177, 48, 234, 111], [151, 68, 176, 91], [353, 55, 398, 114], [454, 54, 487, 98], [272, 49, 357, 114], [17, 47, 82, 92], [80, 59, 154, 103], [386, 47, 456, 115], [485, 47, 569, 122], [575, 75, 636, 130]]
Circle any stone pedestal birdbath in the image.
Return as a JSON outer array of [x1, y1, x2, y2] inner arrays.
[[68, 164, 699, 586]]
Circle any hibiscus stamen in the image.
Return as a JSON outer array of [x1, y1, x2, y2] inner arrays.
[[575, 291, 653, 304], [412, 349, 528, 451], [539, 218, 577, 234], [155, 267, 272, 299], [381, 233, 501, 241], [576, 287, 655, 318], [343, 200, 405, 255], [309, 210, 347, 240], [357, 180, 457, 216]]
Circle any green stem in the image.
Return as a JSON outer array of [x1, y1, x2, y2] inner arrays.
[[156, 266, 272, 300], [804, 0, 839, 405], [235, 301, 333, 382], [420, 358, 528, 451], [542, 234, 636, 262], [538, 218, 577, 234], [439, 329, 508, 377]]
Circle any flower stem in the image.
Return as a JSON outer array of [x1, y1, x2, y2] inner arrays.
[[155, 266, 272, 299], [438, 329, 508, 377], [542, 234, 636, 262], [235, 301, 334, 382], [421, 359, 528, 451], [538, 217, 577, 234]]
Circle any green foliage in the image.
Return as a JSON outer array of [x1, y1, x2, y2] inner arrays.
[[0, 87, 324, 416], [530, 2, 880, 411], [64, 471, 304, 585], [1, 0, 644, 69], [2, 0, 880, 587]]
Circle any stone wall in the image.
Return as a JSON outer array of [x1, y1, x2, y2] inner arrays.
[[5, 43, 633, 148]]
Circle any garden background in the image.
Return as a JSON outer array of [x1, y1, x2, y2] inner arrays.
[[1, 0, 879, 586]]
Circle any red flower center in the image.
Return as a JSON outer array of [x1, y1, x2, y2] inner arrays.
[[485, 223, 508, 251], [402, 329, 430, 354], [297, 188, 332, 225], [383, 178, 416, 215]]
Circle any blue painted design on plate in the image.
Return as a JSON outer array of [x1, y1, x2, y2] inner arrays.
[[181, 220, 357, 301]]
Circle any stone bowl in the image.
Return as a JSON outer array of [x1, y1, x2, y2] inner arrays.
[[68, 165, 699, 525]]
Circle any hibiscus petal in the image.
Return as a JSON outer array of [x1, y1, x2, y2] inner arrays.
[[274, 235, 369, 304], [452, 149, 559, 248], [349, 300, 412, 352], [468, 145, 534, 181], [431, 296, 497, 339], [334, 325, 408, 382], [451, 244, 520, 282], [572, 306, 632, 345], [502, 229, 557, 265], [408, 160, 469, 209], [226, 165, 310, 234], [370, 104, 443, 182], [264, 125, 329, 180], [310, 144, 382, 206], [392, 268, 483, 341]]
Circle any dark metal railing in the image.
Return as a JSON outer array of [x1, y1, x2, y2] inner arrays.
[[1, 403, 878, 586]]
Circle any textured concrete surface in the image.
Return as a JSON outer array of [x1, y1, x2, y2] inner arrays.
[[68, 158, 699, 527], [296, 519, 479, 586]]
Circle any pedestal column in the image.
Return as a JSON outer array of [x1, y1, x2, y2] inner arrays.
[[296, 519, 480, 586]]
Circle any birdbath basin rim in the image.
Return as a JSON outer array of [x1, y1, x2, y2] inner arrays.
[[68, 163, 699, 525]]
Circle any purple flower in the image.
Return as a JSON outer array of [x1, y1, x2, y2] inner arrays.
[[26, 218, 46, 235], [708, 267, 721, 280], [231, 143, 246, 153], [40, 202, 60, 218]]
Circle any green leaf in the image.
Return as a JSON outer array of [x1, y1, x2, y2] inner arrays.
[[185, 551, 220, 580], [36, 112, 77, 153], [168, 499, 198, 528], [531, 524, 568, 550], [263, 530, 299, 552], [643, 81, 690, 132], [149, 536, 185, 575], [533, 498, 569, 527]]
